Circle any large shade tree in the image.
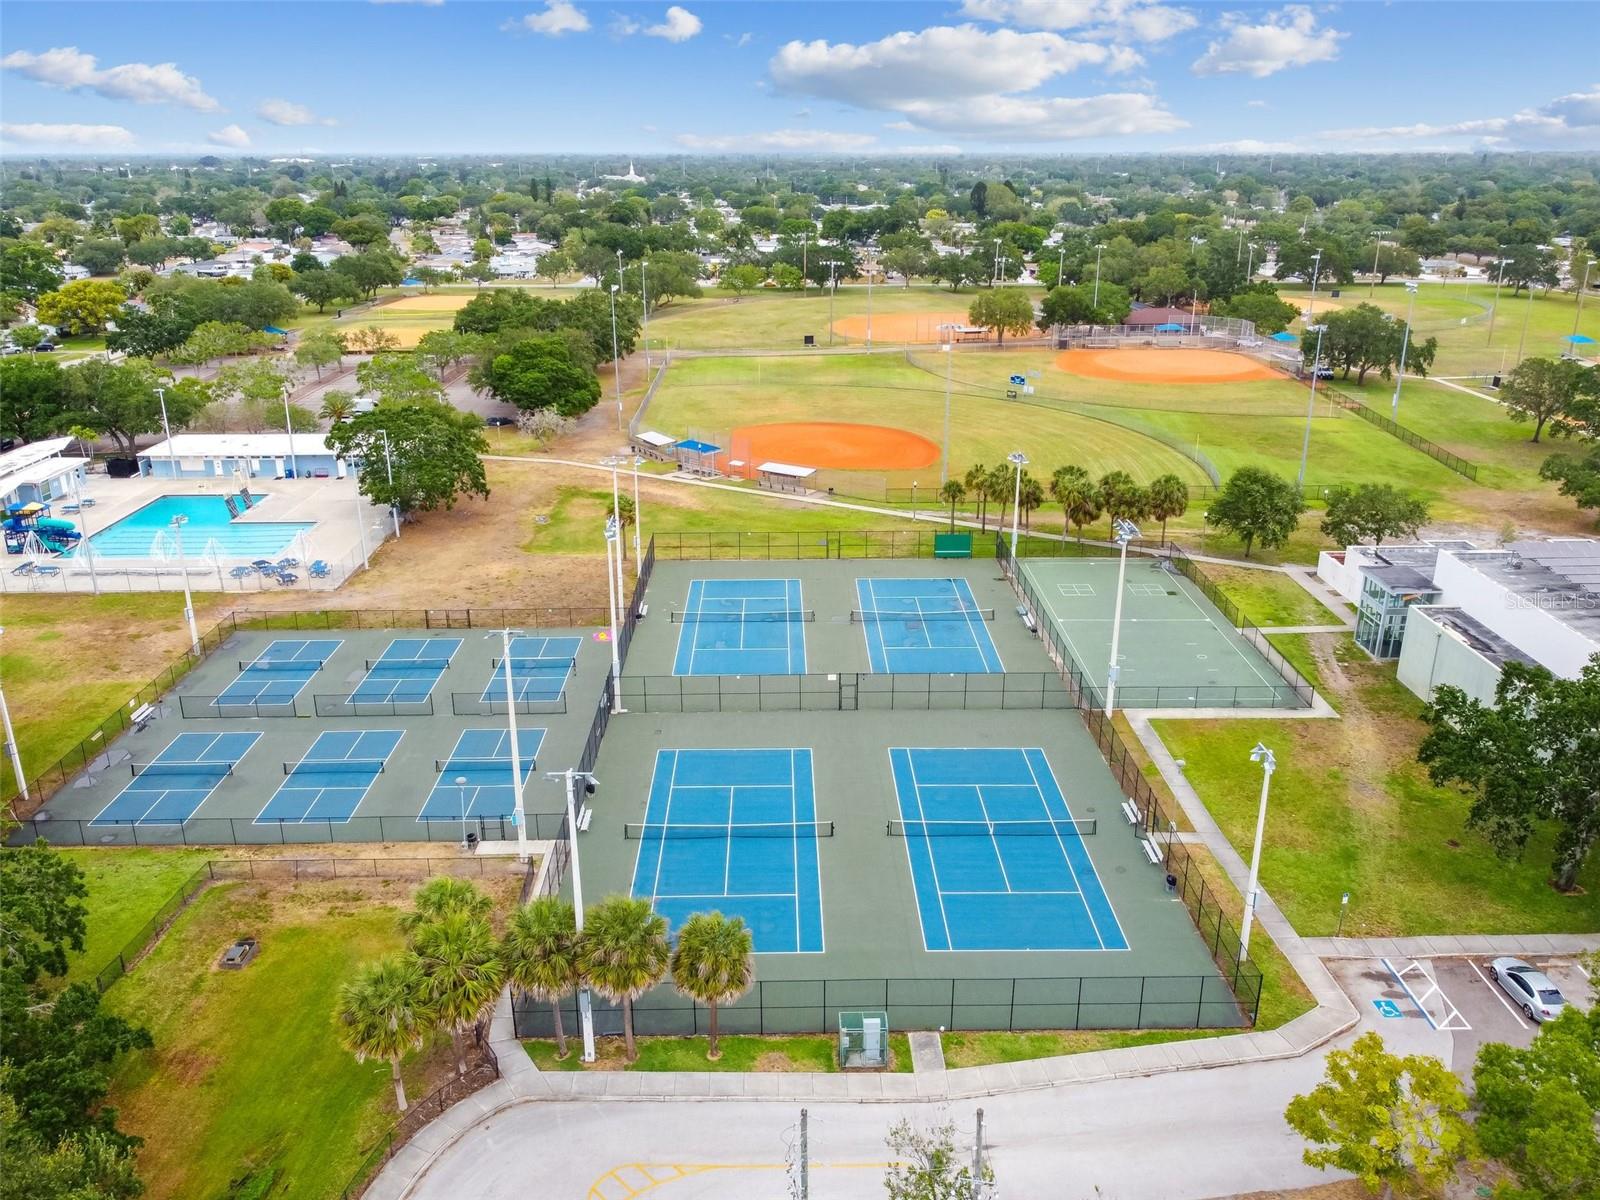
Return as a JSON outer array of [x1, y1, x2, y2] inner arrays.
[[324, 401, 490, 517]]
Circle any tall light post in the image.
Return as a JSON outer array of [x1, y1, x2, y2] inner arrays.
[[630, 455, 645, 568], [353, 478, 370, 570], [601, 455, 628, 592], [1240, 743, 1276, 957], [608, 283, 622, 431], [1368, 231, 1388, 299], [169, 515, 200, 653], [1056, 242, 1066, 289], [1391, 281, 1419, 419], [373, 428, 400, 539], [1486, 254, 1508, 347], [1298, 324, 1327, 487], [640, 257, 650, 369], [1236, 226, 1245, 266], [1103, 517, 1140, 715], [992, 238, 1001, 287], [156, 385, 177, 479], [546, 767, 599, 1062], [1305, 248, 1323, 324], [0, 627, 28, 803], [1571, 258, 1592, 343], [491, 627, 530, 861], [1006, 450, 1027, 558], [454, 775, 469, 849], [602, 516, 623, 711], [826, 261, 840, 346], [1092, 243, 1106, 310], [282, 388, 300, 479], [939, 327, 954, 486], [1517, 277, 1537, 365], [865, 250, 873, 347], [1246, 242, 1258, 280]]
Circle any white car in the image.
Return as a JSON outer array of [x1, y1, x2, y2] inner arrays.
[[1488, 957, 1567, 1022]]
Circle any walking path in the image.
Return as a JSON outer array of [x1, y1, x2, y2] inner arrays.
[[1306, 933, 1600, 959]]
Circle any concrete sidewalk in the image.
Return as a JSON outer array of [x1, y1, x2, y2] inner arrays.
[[1306, 933, 1600, 959]]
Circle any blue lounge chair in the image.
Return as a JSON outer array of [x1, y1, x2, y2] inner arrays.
[[34, 564, 61, 578], [274, 571, 299, 586], [252, 559, 276, 575], [229, 565, 255, 580], [308, 560, 331, 579], [10, 562, 35, 576], [276, 557, 300, 570]]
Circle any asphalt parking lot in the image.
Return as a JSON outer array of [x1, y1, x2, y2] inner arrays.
[[1330, 954, 1593, 1071]]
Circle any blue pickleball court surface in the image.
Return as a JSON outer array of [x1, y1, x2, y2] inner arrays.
[[671, 579, 807, 676], [855, 578, 1004, 674], [629, 748, 824, 954], [421, 727, 546, 822], [256, 729, 402, 824], [480, 635, 582, 704], [354, 637, 462, 702], [888, 747, 1127, 952], [214, 638, 342, 707], [91, 731, 261, 825]]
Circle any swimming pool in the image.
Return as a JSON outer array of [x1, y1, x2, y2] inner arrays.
[[81, 495, 314, 559]]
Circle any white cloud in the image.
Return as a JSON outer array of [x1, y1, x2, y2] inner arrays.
[[1, 121, 136, 147], [506, 0, 590, 35], [1192, 6, 1343, 78], [1246, 99, 1268, 108], [770, 25, 1137, 106], [257, 99, 337, 127], [724, 32, 754, 48], [959, 0, 1197, 42], [645, 6, 701, 41], [1, 46, 219, 111], [895, 92, 1185, 139], [1172, 138, 1305, 153], [1320, 86, 1600, 148], [674, 128, 881, 152], [207, 123, 251, 148]]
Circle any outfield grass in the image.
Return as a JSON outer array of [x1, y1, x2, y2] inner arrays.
[[106, 878, 453, 1200], [523, 1032, 914, 1073], [1153, 637, 1600, 938], [59, 847, 213, 985]]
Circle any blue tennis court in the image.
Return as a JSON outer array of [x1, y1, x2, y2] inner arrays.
[[256, 729, 402, 824], [672, 579, 808, 676], [888, 747, 1127, 952], [420, 727, 546, 822], [629, 748, 824, 954], [352, 637, 462, 702], [480, 635, 582, 704], [214, 638, 342, 707], [91, 731, 260, 826], [855, 578, 1004, 674]]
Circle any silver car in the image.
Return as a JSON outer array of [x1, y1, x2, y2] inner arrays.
[[1488, 956, 1567, 1022]]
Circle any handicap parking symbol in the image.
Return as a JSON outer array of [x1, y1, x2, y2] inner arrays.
[[1372, 999, 1402, 1019]]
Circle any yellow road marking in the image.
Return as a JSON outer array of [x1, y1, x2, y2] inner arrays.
[[587, 1161, 891, 1199]]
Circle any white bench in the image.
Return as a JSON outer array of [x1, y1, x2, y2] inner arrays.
[[1015, 604, 1037, 634], [1139, 837, 1163, 866], [1120, 800, 1141, 826], [131, 703, 155, 731], [576, 805, 593, 833]]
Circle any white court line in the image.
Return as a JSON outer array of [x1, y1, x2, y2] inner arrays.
[[902, 750, 956, 950], [1022, 749, 1107, 951], [1468, 960, 1530, 1029], [972, 784, 1014, 893], [648, 750, 680, 907], [1170, 574, 1280, 690]]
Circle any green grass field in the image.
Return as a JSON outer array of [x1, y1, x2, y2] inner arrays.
[[523, 1033, 914, 1072], [1202, 565, 1344, 628], [59, 848, 213, 985]]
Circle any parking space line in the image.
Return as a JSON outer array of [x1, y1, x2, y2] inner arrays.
[[1382, 957, 1471, 1031], [1468, 960, 1529, 1030]]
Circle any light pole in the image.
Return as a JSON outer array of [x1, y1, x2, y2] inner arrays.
[[282, 389, 299, 479], [373, 428, 400, 539], [602, 516, 623, 711], [0, 627, 28, 803], [608, 283, 622, 431], [865, 251, 873, 347], [601, 455, 628, 593], [1298, 324, 1326, 487], [1517, 277, 1536, 365], [1246, 242, 1257, 280], [1236, 226, 1245, 267], [546, 767, 599, 1062], [1057, 242, 1066, 289], [1391, 281, 1419, 419], [353, 480, 370, 570], [1240, 742, 1276, 957], [1006, 451, 1027, 559], [1571, 258, 1592, 343], [630, 455, 644, 568], [455, 775, 469, 848], [492, 628, 530, 861], [1103, 517, 1140, 715], [992, 238, 1001, 287], [911, 480, 917, 519], [1486, 254, 1508, 347], [826, 261, 839, 346], [1368, 231, 1387, 299], [156, 385, 177, 479], [1092, 243, 1106, 310], [1305, 248, 1323, 324], [640, 257, 650, 369], [169, 515, 200, 653], [939, 327, 954, 486]]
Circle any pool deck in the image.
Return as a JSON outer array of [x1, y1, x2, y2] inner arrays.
[[2, 471, 392, 594]]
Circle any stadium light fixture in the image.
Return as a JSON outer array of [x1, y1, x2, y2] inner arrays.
[[1006, 451, 1028, 559], [1391, 281, 1420, 419], [1298, 323, 1327, 487], [1240, 742, 1277, 956], [603, 517, 623, 710], [546, 766, 601, 1061], [486, 628, 530, 861], [608, 283, 622, 430], [1103, 517, 1140, 715], [1093, 243, 1107, 309]]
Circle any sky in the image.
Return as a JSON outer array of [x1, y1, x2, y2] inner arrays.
[[1, 1, 1596, 158]]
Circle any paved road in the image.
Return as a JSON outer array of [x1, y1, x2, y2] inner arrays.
[[400, 1053, 1336, 1200]]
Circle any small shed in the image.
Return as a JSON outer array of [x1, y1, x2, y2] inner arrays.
[[755, 461, 816, 494], [632, 430, 678, 461]]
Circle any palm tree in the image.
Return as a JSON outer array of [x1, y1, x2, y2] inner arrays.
[[333, 954, 433, 1112], [1146, 474, 1190, 545], [984, 464, 1013, 536], [1018, 473, 1046, 531], [939, 479, 965, 531], [1050, 465, 1100, 542], [400, 876, 493, 937], [616, 494, 637, 562], [1098, 470, 1141, 527], [319, 390, 356, 424], [502, 897, 582, 1060], [412, 912, 505, 1075], [962, 463, 988, 529], [669, 912, 754, 1061], [579, 895, 669, 1062]]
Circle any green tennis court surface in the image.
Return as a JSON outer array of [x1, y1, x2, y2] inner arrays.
[[1020, 557, 1306, 708]]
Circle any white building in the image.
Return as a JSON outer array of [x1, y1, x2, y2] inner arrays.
[[139, 434, 345, 481], [0, 438, 88, 508]]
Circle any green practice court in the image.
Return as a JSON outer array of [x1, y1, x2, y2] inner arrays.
[[1020, 557, 1308, 708]]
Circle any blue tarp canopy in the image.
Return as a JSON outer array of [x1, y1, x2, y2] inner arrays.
[[1566, 334, 1596, 345], [1270, 331, 1299, 342], [262, 325, 289, 335], [676, 439, 720, 454], [1153, 322, 1187, 332]]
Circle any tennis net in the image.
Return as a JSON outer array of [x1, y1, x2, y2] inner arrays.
[[130, 761, 235, 779], [624, 820, 835, 840], [669, 609, 816, 624], [434, 757, 534, 774], [364, 658, 452, 672], [238, 658, 324, 673], [851, 607, 996, 623], [489, 656, 577, 672], [887, 817, 1097, 837], [281, 759, 388, 776]]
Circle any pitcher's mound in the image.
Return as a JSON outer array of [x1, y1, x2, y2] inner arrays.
[[1057, 347, 1280, 384], [731, 422, 940, 471]]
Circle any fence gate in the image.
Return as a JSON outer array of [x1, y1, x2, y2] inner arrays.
[[425, 609, 473, 629], [838, 673, 858, 711]]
